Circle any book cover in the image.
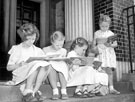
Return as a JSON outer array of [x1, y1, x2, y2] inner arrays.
[[107, 35, 117, 43], [70, 57, 95, 66]]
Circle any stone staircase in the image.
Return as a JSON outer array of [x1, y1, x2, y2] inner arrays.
[[0, 79, 135, 102]]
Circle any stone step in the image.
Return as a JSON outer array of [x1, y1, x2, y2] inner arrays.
[[0, 81, 134, 102], [122, 73, 135, 81], [122, 73, 135, 90], [43, 93, 135, 102]]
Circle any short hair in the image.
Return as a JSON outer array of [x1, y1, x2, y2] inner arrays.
[[50, 31, 65, 43], [70, 37, 88, 51], [17, 23, 39, 42], [99, 14, 111, 25]]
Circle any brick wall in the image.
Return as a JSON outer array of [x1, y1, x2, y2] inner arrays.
[[94, 0, 134, 62]]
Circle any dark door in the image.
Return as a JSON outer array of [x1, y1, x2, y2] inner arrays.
[[16, 0, 40, 46]]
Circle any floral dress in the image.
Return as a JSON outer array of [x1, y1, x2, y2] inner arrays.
[[66, 50, 108, 87], [94, 30, 117, 68]]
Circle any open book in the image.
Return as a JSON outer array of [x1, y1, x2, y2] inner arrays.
[[70, 57, 95, 66], [26, 56, 70, 63], [26, 54, 65, 63], [107, 35, 117, 43]]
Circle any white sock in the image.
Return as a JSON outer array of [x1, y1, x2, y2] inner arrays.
[[61, 89, 67, 95], [75, 88, 82, 93], [109, 86, 114, 90], [53, 88, 59, 95]]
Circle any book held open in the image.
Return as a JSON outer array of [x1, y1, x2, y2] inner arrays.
[[107, 35, 117, 43], [70, 57, 95, 66]]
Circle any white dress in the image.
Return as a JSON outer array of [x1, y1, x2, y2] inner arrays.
[[7, 43, 50, 85], [94, 30, 117, 68], [43, 46, 69, 81], [66, 50, 108, 87]]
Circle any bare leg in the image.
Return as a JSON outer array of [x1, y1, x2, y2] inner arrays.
[[25, 69, 39, 90], [48, 67, 58, 89], [33, 66, 51, 94], [108, 73, 113, 87], [58, 73, 67, 89]]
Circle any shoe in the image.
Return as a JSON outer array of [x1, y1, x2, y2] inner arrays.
[[95, 92, 103, 96], [52, 94, 60, 100], [82, 90, 88, 98], [73, 91, 83, 98], [87, 92, 95, 97], [61, 94, 69, 100], [35, 91, 46, 101], [22, 93, 38, 102], [110, 89, 120, 95]]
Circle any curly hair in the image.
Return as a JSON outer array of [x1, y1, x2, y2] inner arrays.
[[17, 23, 39, 43], [70, 37, 88, 51], [99, 14, 111, 25], [50, 31, 65, 43]]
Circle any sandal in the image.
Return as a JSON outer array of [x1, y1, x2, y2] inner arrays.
[[109, 89, 120, 95], [22, 93, 38, 102], [82, 90, 88, 98], [35, 91, 46, 101], [87, 91, 95, 97], [74, 91, 83, 98]]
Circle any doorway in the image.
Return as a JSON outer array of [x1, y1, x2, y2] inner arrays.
[[16, 0, 40, 46]]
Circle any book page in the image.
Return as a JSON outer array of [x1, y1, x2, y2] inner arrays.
[[70, 57, 95, 66], [107, 35, 117, 43], [26, 56, 70, 63]]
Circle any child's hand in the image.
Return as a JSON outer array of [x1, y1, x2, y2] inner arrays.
[[72, 59, 81, 65], [104, 42, 111, 47], [72, 65, 79, 71]]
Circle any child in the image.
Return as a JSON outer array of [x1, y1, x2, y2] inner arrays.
[[66, 37, 108, 98], [93, 14, 120, 95], [6, 23, 51, 102], [42, 31, 69, 100]]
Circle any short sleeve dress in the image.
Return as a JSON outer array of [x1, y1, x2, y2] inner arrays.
[[94, 30, 117, 68], [43, 46, 69, 81], [7, 43, 50, 85], [67, 50, 108, 87]]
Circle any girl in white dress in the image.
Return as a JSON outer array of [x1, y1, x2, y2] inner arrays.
[[67, 37, 108, 97], [93, 14, 120, 94], [43, 31, 69, 100], [6, 23, 51, 102]]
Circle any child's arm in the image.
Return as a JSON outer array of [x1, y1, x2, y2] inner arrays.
[[110, 41, 117, 48], [7, 61, 25, 71]]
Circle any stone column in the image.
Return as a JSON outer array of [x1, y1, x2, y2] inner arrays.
[[65, 0, 93, 41]]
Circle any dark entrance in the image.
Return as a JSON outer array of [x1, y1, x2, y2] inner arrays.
[[16, 0, 40, 46]]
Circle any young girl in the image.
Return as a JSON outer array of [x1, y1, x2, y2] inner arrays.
[[66, 37, 108, 97], [6, 23, 51, 102], [93, 14, 120, 95], [42, 31, 69, 100]]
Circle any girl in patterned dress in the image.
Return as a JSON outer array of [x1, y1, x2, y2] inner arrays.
[[93, 14, 120, 95], [67, 37, 108, 97], [43, 31, 69, 100], [6, 23, 51, 102]]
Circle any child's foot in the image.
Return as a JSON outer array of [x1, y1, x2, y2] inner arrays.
[[74, 91, 83, 98], [109, 89, 120, 95], [87, 92, 95, 97], [61, 94, 68, 100], [35, 91, 46, 101], [22, 93, 38, 102], [82, 90, 88, 98], [52, 94, 60, 100]]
